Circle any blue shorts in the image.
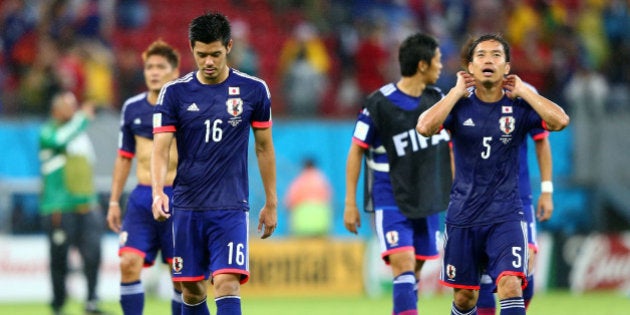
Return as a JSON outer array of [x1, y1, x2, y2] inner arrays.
[[171, 209, 250, 284], [119, 185, 174, 266], [440, 220, 528, 290], [522, 200, 538, 251], [375, 208, 440, 264]]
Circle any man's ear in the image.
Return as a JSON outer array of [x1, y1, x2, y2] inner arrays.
[[226, 39, 233, 54]]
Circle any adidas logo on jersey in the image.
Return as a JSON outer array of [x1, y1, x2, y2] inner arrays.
[[187, 103, 200, 111], [463, 118, 475, 127]]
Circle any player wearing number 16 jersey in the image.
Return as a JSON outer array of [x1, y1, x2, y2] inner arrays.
[[151, 12, 278, 315], [416, 33, 569, 315]]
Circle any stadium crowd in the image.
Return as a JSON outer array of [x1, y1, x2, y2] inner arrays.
[[1, 0, 629, 119]]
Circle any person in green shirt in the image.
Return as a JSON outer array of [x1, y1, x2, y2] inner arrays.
[[39, 91, 105, 315]]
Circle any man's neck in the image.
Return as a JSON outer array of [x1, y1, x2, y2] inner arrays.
[[474, 84, 504, 103], [147, 91, 159, 105], [396, 77, 426, 97]]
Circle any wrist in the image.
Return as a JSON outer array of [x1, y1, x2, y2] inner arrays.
[[109, 201, 119, 207], [541, 181, 553, 193]]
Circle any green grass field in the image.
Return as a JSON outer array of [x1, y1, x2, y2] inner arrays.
[[2, 290, 628, 315]]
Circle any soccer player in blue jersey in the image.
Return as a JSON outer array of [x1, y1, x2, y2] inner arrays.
[[106, 39, 182, 315], [416, 33, 569, 315], [477, 128, 554, 315], [151, 12, 277, 315], [344, 33, 452, 315]]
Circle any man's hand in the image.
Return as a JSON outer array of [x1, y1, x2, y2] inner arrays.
[[152, 193, 171, 222], [453, 71, 476, 98], [343, 203, 361, 235], [502, 74, 528, 99], [537, 192, 554, 221], [106, 202, 122, 233], [257, 204, 277, 239]]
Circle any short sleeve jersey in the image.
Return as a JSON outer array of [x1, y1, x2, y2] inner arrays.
[[443, 93, 543, 227], [153, 69, 272, 211], [118, 92, 153, 158]]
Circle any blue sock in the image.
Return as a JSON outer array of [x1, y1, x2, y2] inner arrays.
[[414, 278, 419, 304], [393, 271, 417, 315], [172, 288, 183, 315], [499, 297, 525, 315], [182, 297, 210, 315], [215, 295, 241, 315], [523, 275, 534, 309], [451, 302, 476, 315], [120, 280, 144, 315], [477, 280, 496, 315]]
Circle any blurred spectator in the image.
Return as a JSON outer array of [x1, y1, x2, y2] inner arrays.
[[54, 43, 87, 103], [115, 0, 149, 30], [18, 35, 61, 114], [228, 19, 259, 76], [278, 21, 330, 117], [1, 0, 37, 76], [39, 91, 105, 315], [81, 39, 115, 109], [284, 158, 332, 237], [564, 64, 609, 184], [353, 19, 389, 101], [113, 47, 145, 110], [509, 25, 553, 93]]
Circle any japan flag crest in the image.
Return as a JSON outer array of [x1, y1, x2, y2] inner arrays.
[[226, 98, 243, 117], [499, 116, 515, 135]]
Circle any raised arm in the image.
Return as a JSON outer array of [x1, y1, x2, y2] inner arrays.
[[253, 127, 278, 239], [504, 74, 570, 131], [416, 71, 474, 136]]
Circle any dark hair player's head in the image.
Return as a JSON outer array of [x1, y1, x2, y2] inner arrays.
[[189, 12, 232, 49]]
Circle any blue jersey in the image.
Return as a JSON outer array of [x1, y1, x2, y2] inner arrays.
[[119, 92, 153, 157], [153, 69, 272, 211], [443, 93, 543, 227]]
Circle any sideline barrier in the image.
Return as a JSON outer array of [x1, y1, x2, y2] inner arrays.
[[243, 238, 365, 297]]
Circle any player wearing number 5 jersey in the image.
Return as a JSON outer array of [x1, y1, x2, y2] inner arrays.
[[151, 12, 277, 315], [416, 33, 569, 315]]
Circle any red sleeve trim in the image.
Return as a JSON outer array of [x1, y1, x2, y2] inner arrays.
[[154, 125, 176, 133], [252, 120, 272, 128], [118, 149, 135, 158], [531, 131, 549, 141], [541, 120, 549, 131], [352, 138, 369, 149]]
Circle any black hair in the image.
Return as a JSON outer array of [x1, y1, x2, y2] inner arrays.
[[465, 33, 511, 63], [398, 33, 439, 77], [188, 12, 231, 48]]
